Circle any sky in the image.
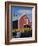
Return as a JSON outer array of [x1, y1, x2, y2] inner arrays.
[[11, 6, 32, 22]]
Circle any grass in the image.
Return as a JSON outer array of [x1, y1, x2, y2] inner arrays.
[[13, 28, 32, 32]]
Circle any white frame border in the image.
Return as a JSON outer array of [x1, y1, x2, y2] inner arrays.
[[9, 4, 35, 42]]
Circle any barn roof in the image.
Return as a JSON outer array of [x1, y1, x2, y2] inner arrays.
[[12, 13, 29, 21]]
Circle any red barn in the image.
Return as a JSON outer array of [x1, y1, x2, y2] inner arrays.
[[18, 15, 30, 32]]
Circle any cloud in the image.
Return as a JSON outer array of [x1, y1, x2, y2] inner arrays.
[[17, 9, 32, 15], [16, 9, 32, 22]]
